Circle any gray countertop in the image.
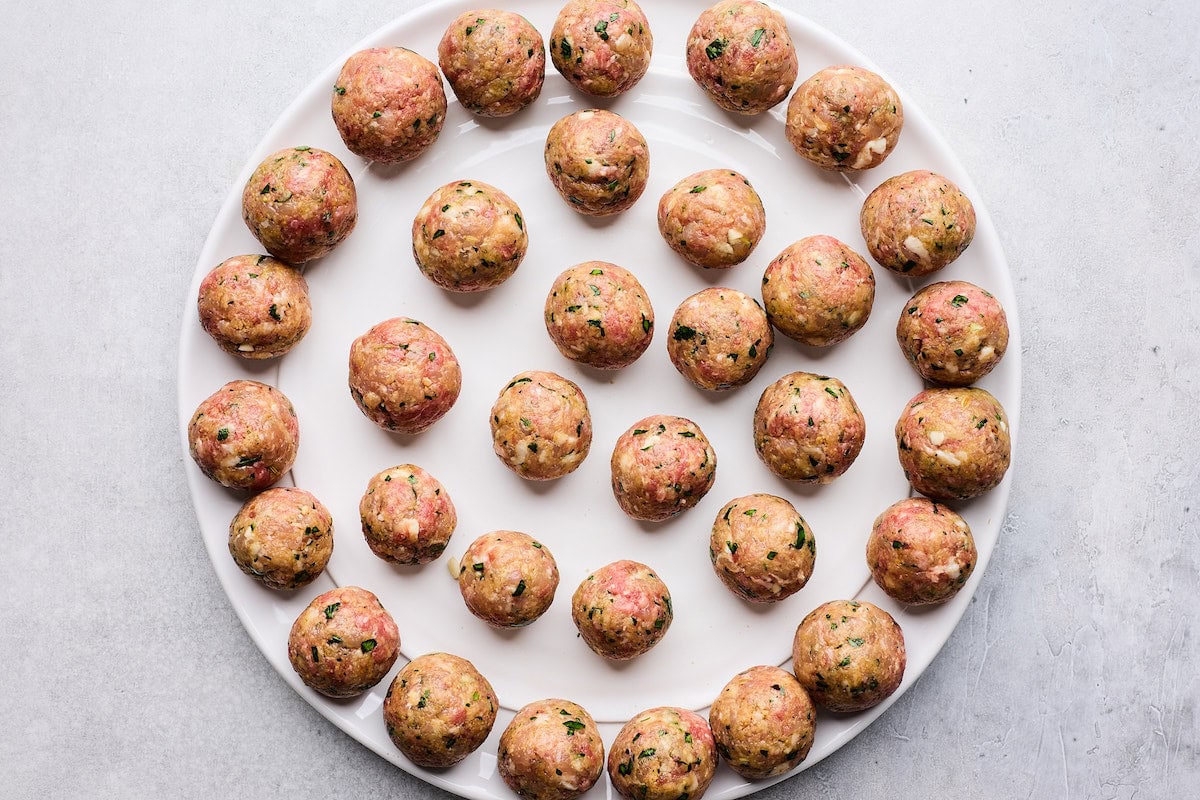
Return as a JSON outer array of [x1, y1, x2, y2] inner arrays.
[[3, 1, 1196, 797]]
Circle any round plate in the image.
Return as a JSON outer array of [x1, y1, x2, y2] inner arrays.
[[178, 2, 1020, 798]]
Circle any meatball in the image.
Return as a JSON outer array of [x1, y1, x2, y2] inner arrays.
[[571, 560, 672, 660], [544, 109, 649, 216], [791, 599, 905, 712], [438, 10, 545, 117], [685, 0, 798, 115], [188, 379, 299, 491], [331, 47, 446, 163], [359, 464, 456, 565], [544, 261, 654, 369], [347, 317, 462, 434], [241, 146, 357, 265], [895, 387, 1011, 501], [753, 372, 865, 483], [657, 169, 766, 269], [383, 652, 498, 768], [228, 487, 332, 590], [287, 586, 400, 698], [667, 287, 773, 391], [490, 371, 593, 481], [412, 179, 528, 292], [785, 65, 904, 171], [608, 707, 717, 800], [197, 254, 311, 358], [860, 170, 976, 276], [709, 494, 816, 603], [610, 415, 717, 521], [549, 0, 653, 97], [709, 665, 815, 779], [457, 531, 559, 627], [867, 497, 977, 605], [897, 280, 1009, 385], [498, 699, 605, 800], [761, 235, 875, 347]]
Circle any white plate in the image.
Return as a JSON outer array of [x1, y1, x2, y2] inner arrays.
[[178, 2, 1020, 797]]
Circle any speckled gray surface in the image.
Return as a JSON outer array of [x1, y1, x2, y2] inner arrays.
[[2, 1, 1197, 797]]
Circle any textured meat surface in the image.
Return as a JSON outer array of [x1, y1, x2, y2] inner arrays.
[[657, 169, 766, 269], [498, 698, 605, 800], [550, 0, 652, 97], [709, 493, 816, 603], [895, 386, 1011, 500], [761, 235, 875, 347], [544, 261, 654, 369], [686, 0, 797, 114], [571, 559, 672, 660], [228, 487, 332, 590], [786, 65, 903, 171], [709, 665, 816, 779], [608, 707, 717, 800], [896, 280, 1009, 385], [197, 254, 311, 358], [753, 372, 865, 483], [867, 497, 977, 605], [490, 371, 592, 481], [383, 652, 497, 768], [287, 586, 400, 698], [791, 599, 905, 712], [332, 47, 446, 163], [188, 379, 299, 491], [359, 463, 456, 565], [610, 415, 717, 521], [457, 530, 559, 627], [412, 179, 528, 292], [667, 287, 773, 390], [439, 9, 545, 116], [860, 169, 976, 276], [544, 109, 649, 216]]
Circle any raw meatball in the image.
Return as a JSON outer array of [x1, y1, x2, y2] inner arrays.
[[667, 288, 773, 391], [895, 387, 1011, 501], [860, 170, 976, 276], [549, 0, 653, 97], [383, 652, 498, 768], [608, 707, 717, 800], [188, 379, 299, 491], [657, 169, 766, 269], [498, 699, 605, 800], [897, 280, 1009, 385], [412, 179, 528, 292], [241, 146, 357, 265], [438, 10, 545, 116], [709, 665, 815, 779], [867, 497, 977, 605], [785, 65, 903, 171], [685, 0, 798, 115], [761, 235, 875, 347], [544, 261, 654, 369], [610, 415, 717, 521], [457, 530, 559, 627], [709, 494, 815, 603], [197, 254, 312, 359], [571, 560, 672, 660], [753, 372, 865, 483], [544, 109, 649, 216], [331, 47, 446, 163], [360, 464, 457, 565], [287, 586, 400, 698], [348, 317, 462, 434], [491, 371, 592, 480], [228, 487, 332, 590], [791, 599, 905, 713]]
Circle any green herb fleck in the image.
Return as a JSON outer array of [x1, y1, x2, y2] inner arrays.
[[323, 603, 340, 619], [560, 39, 572, 59], [766, 551, 777, 560], [673, 325, 696, 341], [268, 304, 281, 321], [512, 579, 526, 597], [360, 639, 377, 653], [216, 428, 229, 441], [595, 20, 609, 40], [417, 689, 431, 709], [563, 719, 586, 735], [951, 294, 969, 307], [639, 748, 657, 758], [431, 229, 445, 239], [705, 38, 727, 60], [750, 28, 766, 47], [334, 86, 346, 95], [514, 212, 523, 230], [689, 185, 707, 193]]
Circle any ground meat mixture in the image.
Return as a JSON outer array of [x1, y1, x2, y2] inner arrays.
[[610, 414, 717, 521], [709, 665, 816, 779], [549, 0, 653, 97], [685, 0, 798, 115], [867, 497, 977, 605], [411, 179, 528, 292], [438, 10, 546, 116], [498, 698, 605, 800], [490, 370, 592, 481], [544, 261, 654, 369], [860, 169, 976, 276], [753, 372, 865, 483], [287, 586, 400, 698], [709, 493, 816, 603], [760, 235, 875, 347], [188, 379, 299, 491], [571, 560, 672, 660], [544, 108, 649, 216], [786, 65, 903, 171], [197, 254, 311, 358], [791, 599, 905, 712], [360, 463, 456, 565], [457, 530, 560, 627], [332, 47, 446, 163], [896, 280, 1009, 385], [657, 169, 766, 269], [608, 707, 717, 800], [667, 287, 773, 391], [228, 487, 332, 590]]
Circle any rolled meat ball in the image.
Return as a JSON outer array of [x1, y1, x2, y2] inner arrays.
[[287, 586, 400, 698], [685, 0, 798, 115], [544, 261, 654, 369], [792, 599, 905, 713], [412, 179, 528, 292], [709, 494, 816, 603], [571, 559, 672, 660], [657, 169, 766, 269], [197, 254, 311, 359], [491, 371, 592, 480], [549, 0, 653, 97], [860, 170, 976, 276], [544, 109, 649, 216], [895, 386, 1011, 501], [457, 530, 559, 627], [608, 707, 717, 800], [241, 146, 357, 265], [360, 464, 456, 565], [709, 665, 816, 779], [897, 280, 1009, 385], [786, 65, 903, 171], [228, 487, 332, 590], [383, 652, 498, 768], [348, 317, 462, 434], [332, 47, 446, 163], [668, 287, 773, 391], [610, 415, 717, 521], [761, 235, 875, 347], [188, 379, 299, 491], [753, 372, 865, 483], [867, 497, 977, 605], [498, 699, 605, 800], [438, 10, 545, 117]]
